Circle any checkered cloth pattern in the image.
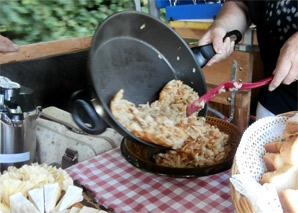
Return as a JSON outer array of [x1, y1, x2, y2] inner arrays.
[[66, 148, 235, 213]]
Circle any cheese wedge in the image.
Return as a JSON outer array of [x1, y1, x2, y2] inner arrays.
[[44, 182, 61, 213], [9, 192, 39, 213], [55, 185, 83, 211], [0, 203, 10, 213], [28, 188, 44, 213]]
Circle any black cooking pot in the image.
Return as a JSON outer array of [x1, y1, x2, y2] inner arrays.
[[70, 11, 241, 149]]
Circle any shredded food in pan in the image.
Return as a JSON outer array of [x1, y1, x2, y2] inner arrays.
[[110, 80, 232, 168]]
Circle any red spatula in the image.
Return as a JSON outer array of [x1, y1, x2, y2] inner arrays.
[[186, 76, 273, 116]]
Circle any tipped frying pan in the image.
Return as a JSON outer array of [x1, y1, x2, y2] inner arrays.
[[71, 11, 242, 149]]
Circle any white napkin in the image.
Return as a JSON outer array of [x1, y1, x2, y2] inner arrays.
[[230, 174, 283, 213]]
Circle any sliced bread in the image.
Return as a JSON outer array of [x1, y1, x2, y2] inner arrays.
[[280, 135, 298, 165], [285, 113, 298, 135], [264, 141, 283, 153], [263, 153, 284, 171], [279, 189, 298, 213], [261, 164, 298, 193]]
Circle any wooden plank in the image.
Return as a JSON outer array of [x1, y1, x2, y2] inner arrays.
[[170, 21, 212, 30], [172, 28, 206, 40], [202, 51, 254, 85], [207, 87, 251, 108], [0, 36, 92, 64]]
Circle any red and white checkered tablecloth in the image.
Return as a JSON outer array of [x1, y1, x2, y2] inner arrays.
[[66, 148, 235, 213]]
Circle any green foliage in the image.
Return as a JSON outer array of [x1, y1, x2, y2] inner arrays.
[[0, 0, 166, 45]]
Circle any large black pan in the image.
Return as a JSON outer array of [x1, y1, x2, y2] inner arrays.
[[71, 11, 241, 149]]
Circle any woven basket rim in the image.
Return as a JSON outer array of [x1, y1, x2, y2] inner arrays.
[[230, 111, 298, 213]]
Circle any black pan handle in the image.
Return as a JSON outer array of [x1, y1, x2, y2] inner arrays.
[[191, 30, 242, 68], [70, 90, 108, 135]]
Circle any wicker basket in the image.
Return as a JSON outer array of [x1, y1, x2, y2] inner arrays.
[[230, 111, 298, 213]]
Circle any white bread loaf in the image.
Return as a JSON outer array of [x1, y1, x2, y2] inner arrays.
[[279, 189, 298, 213], [261, 164, 298, 193], [280, 135, 298, 165], [263, 153, 284, 172], [264, 141, 283, 153]]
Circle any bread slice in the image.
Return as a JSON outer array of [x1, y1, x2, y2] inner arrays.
[[279, 189, 298, 213], [285, 113, 298, 135], [280, 135, 298, 165], [263, 153, 284, 171], [261, 164, 298, 192], [283, 129, 298, 140], [264, 141, 283, 153]]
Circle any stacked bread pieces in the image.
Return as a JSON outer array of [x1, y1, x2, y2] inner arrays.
[[261, 113, 298, 213]]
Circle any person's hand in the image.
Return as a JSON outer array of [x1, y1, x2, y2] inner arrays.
[[269, 32, 298, 91], [0, 35, 19, 53], [198, 26, 235, 66]]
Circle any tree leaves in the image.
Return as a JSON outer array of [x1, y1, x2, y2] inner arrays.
[[0, 0, 167, 45], [0, 0, 139, 44]]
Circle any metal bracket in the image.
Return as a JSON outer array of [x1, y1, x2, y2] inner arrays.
[[235, 44, 259, 53], [235, 28, 260, 53], [148, 0, 160, 18], [227, 60, 237, 122], [62, 148, 78, 169]]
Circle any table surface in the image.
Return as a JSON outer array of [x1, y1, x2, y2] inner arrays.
[[66, 148, 236, 213]]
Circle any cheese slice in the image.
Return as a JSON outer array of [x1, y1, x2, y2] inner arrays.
[[69, 207, 82, 213], [44, 182, 61, 213], [0, 203, 10, 213], [55, 185, 83, 211], [9, 192, 39, 213], [28, 188, 44, 213], [79, 206, 105, 213]]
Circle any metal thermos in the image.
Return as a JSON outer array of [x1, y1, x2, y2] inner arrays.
[[0, 76, 40, 172]]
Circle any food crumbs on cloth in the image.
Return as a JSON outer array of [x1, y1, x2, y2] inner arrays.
[[158, 54, 163, 59], [192, 68, 196, 73], [177, 56, 180, 61]]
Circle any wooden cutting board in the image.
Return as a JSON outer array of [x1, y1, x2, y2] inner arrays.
[[74, 180, 114, 212]]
